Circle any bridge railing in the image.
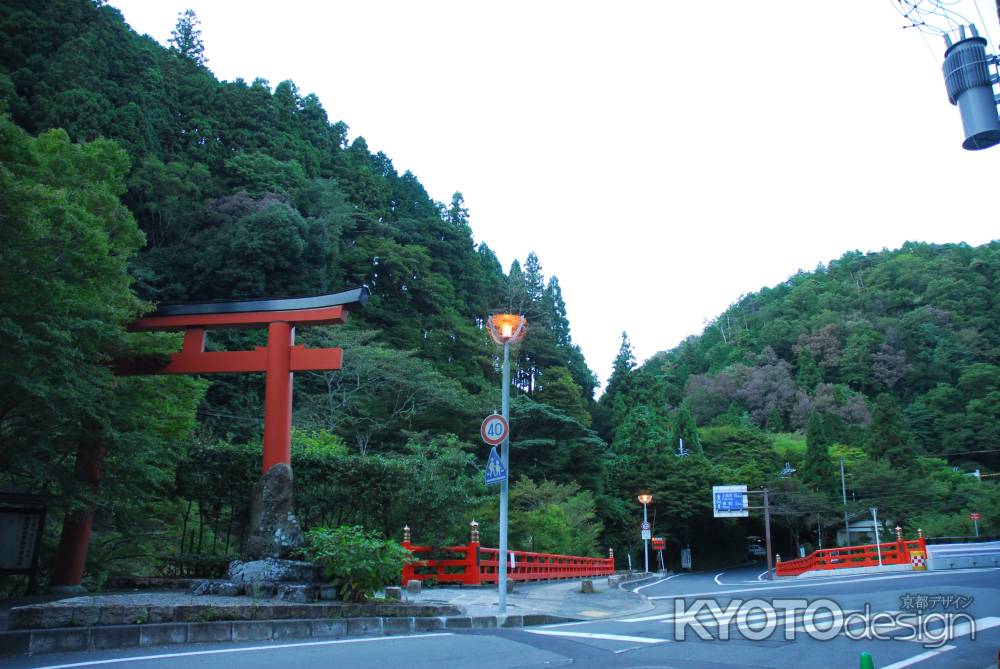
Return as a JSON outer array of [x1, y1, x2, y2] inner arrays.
[[400, 522, 614, 586], [776, 528, 927, 577]]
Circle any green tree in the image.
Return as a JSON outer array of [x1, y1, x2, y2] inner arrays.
[[168, 9, 207, 66], [670, 406, 703, 457], [866, 393, 917, 467], [536, 366, 592, 426], [796, 346, 822, 392], [476, 477, 602, 556], [0, 118, 202, 569], [801, 411, 836, 494], [606, 332, 636, 397]]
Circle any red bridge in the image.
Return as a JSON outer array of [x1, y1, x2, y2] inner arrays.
[[401, 523, 615, 586]]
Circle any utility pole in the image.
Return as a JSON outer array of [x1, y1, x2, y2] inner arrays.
[[763, 488, 773, 580], [840, 457, 850, 546], [870, 506, 883, 566]]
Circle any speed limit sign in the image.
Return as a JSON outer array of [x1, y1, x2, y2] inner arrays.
[[481, 414, 509, 446]]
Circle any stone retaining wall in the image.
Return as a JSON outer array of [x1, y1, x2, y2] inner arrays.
[[0, 613, 576, 658], [9, 601, 458, 630]]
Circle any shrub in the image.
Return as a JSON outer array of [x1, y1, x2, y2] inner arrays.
[[298, 526, 414, 602]]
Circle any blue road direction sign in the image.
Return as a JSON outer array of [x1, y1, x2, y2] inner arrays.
[[485, 446, 507, 485], [712, 485, 749, 518]]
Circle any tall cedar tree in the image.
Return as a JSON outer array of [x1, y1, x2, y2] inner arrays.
[[168, 9, 207, 65], [866, 393, 917, 467], [802, 411, 837, 494]]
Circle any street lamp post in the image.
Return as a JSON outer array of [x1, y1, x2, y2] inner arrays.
[[638, 493, 652, 573], [487, 313, 527, 614]]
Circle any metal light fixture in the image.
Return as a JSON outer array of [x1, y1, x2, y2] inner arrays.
[[488, 313, 527, 345]]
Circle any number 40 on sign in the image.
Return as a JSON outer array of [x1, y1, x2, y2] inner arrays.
[[481, 414, 509, 446]]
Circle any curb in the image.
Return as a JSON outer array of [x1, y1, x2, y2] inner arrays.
[[785, 564, 913, 579], [0, 613, 578, 659], [602, 574, 660, 618]]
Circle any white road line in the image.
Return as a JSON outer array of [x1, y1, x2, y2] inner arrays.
[[31, 633, 455, 669], [638, 567, 1000, 608], [880, 645, 956, 669], [757, 570, 769, 581], [526, 630, 668, 644], [932, 616, 1000, 640], [613, 645, 650, 654], [633, 573, 684, 593], [713, 572, 725, 586]]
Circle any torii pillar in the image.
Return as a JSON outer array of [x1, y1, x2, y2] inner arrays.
[[50, 287, 368, 589]]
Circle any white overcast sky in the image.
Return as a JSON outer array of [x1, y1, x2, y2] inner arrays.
[[110, 1, 998, 393]]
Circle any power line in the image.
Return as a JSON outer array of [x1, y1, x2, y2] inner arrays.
[[937, 447, 1000, 456], [971, 0, 996, 47]]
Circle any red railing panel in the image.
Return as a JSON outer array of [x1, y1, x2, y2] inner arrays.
[[776, 538, 927, 577], [402, 541, 613, 585]]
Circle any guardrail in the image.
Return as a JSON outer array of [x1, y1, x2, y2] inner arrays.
[[925, 535, 1000, 544], [776, 532, 927, 577], [400, 523, 614, 586]]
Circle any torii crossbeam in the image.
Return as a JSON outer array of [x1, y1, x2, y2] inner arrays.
[[50, 287, 368, 589]]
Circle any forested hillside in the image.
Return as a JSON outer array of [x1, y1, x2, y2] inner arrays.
[[598, 242, 1000, 557], [1, 1, 997, 593]]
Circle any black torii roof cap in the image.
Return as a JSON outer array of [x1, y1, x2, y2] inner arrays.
[[151, 286, 371, 317]]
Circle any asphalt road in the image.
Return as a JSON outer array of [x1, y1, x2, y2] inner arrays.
[[9, 566, 1000, 669]]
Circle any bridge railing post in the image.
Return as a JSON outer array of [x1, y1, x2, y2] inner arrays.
[[401, 524, 414, 585], [466, 520, 481, 586]]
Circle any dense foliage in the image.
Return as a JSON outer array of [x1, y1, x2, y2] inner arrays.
[[0, 0, 603, 590], [1, 0, 997, 594]]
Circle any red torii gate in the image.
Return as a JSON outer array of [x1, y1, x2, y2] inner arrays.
[[50, 288, 368, 589]]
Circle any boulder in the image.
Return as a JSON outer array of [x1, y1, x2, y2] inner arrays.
[[228, 558, 318, 584]]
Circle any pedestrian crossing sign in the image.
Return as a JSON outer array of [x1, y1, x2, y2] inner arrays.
[[485, 446, 506, 485]]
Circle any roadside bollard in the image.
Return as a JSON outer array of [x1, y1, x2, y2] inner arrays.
[[859, 651, 874, 669]]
